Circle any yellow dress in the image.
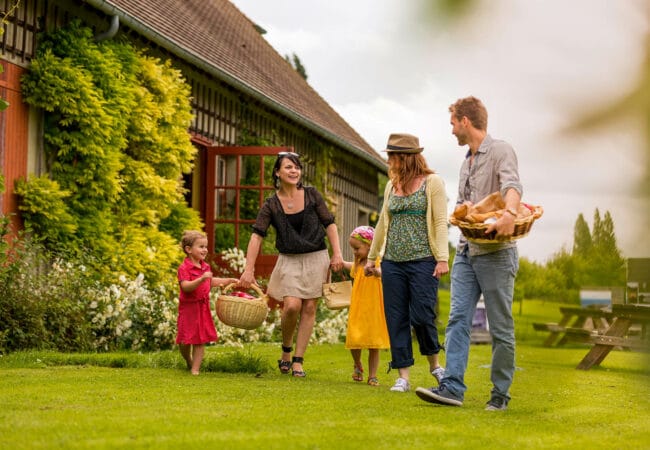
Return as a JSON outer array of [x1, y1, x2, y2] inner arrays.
[[345, 262, 390, 349]]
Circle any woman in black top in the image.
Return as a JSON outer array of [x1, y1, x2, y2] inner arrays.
[[239, 152, 343, 377]]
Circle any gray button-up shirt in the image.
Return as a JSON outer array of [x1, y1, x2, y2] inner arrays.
[[456, 134, 523, 256]]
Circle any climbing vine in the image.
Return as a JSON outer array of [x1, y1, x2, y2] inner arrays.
[[0, 0, 22, 111], [18, 21, 202, 285]]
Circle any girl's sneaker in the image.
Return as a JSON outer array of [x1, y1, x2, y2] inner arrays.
[[389, 377, 410, 392], [431, 367, 445, 385]]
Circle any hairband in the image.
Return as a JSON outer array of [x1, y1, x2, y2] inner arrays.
[[350, 226, 374, 244]]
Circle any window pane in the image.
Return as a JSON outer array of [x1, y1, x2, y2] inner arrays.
[[263, 155, 277, 187], [240, 189, 261, 220], [215, 188, 236, 219], [216, 155, 238, 186], [240, 155, 261, 186], [214, 223, 235, 253]]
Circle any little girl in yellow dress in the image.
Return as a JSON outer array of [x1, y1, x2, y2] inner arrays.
[[343, 226, 390, 386]]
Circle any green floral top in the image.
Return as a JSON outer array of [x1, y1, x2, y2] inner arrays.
[[384, 183, 432, 262], [368, 174, 449, 264]]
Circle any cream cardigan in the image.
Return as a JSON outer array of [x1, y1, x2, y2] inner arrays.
[[368, 174, 449, 263]]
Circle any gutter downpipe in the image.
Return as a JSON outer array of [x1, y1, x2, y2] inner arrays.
[[84, 0, 386, 172], [95, 14, 119, 41]]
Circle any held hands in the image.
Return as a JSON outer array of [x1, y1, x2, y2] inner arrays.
[[364, 260, 379, 277], [330, 253, 344, 273]]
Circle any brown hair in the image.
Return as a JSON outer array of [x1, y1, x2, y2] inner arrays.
[[449, 96, 488, 131], [388, 153, 434, 195], [181, 230, 207, 254]]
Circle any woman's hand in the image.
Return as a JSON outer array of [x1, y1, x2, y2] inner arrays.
[[238, 269, 256, 289], [433, 261, 449, 279], [330, 253, 343, 273], [364, 260, 377, 277]]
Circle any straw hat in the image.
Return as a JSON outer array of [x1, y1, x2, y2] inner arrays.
[[382, 133, 424, 153]]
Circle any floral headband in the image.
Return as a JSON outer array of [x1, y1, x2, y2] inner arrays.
[[350, 226, 374, 245]]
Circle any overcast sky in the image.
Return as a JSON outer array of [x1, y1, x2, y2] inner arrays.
[[230, 0, 649, 263]]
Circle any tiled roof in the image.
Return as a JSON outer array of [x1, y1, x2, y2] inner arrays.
[[86, 0, 385, 168]]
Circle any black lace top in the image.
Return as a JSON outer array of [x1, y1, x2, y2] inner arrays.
[[252, 187, 335, 254]]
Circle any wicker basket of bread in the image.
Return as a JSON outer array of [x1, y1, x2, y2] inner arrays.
[[216, 283, 269, 330], [449, 192, 543, 244]]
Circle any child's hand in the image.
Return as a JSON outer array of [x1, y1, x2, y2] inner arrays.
[[373, 267, 382, 278], [202, 271, 213, 281], [211, 277, 239, 288], [224, 277, 240, 286]]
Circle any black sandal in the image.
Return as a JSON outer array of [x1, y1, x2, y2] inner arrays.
[[291, 356, 306, 378], [278, 359, 291, 374], [278, 345, 292, 374]]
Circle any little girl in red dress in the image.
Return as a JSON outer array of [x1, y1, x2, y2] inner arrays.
[[177, 230, 238, 375]]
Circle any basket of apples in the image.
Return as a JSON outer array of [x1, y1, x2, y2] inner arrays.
[[216, 283, 269, 330]]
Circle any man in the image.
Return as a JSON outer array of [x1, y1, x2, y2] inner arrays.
[[416, 96, 523, 411]]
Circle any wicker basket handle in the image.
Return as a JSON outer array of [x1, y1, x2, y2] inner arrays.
[[222, 282, 266, 300]]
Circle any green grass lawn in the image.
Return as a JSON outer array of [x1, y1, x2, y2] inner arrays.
[[1, 298, 649, 449]]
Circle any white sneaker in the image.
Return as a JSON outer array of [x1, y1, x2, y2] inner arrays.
[[431, 367, 445, 385], [389, 377, 410, 392]]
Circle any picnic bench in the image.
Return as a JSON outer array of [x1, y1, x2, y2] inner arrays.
[[533, 306, 616, 347], [575, 303, 650, 370]]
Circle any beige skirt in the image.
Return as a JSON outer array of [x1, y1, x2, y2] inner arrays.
[[267, 249, 330, 301]]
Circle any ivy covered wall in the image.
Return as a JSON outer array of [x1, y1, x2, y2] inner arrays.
[[17, 21, 202, 285]]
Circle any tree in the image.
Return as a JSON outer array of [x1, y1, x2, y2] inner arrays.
[[591, 210, 626, 286], [285, 52, 308, 80], [572, 213, 592, 257], [568, 208, 625, 288]]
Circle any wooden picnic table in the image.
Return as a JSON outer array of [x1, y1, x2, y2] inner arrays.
[[533, 305, 615, 347], [575, 303, 650, 370]]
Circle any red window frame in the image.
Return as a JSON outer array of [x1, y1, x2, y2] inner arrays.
[[205, 146, 293, 276]]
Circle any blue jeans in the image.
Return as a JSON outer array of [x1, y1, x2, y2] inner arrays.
[[442, 247, 519, 400], [381, 258, 442, 369]]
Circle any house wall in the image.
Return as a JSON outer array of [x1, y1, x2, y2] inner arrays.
[[0, 60, 29, 231], [0, 0, 383, 261]]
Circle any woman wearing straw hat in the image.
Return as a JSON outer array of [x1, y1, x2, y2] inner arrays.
[[364, 133, 449, 393], [238, 151, 344, 377]]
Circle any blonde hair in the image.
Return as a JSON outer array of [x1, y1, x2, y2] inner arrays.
[[181, 230, 207, 254]]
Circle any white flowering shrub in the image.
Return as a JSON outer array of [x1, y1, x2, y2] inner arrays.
[[0, 233, 349, 353], [89, 274, 178, 351], [312, 303, 348, 344], [220, 247, 247, 275], [0, 236, 97, 352]]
